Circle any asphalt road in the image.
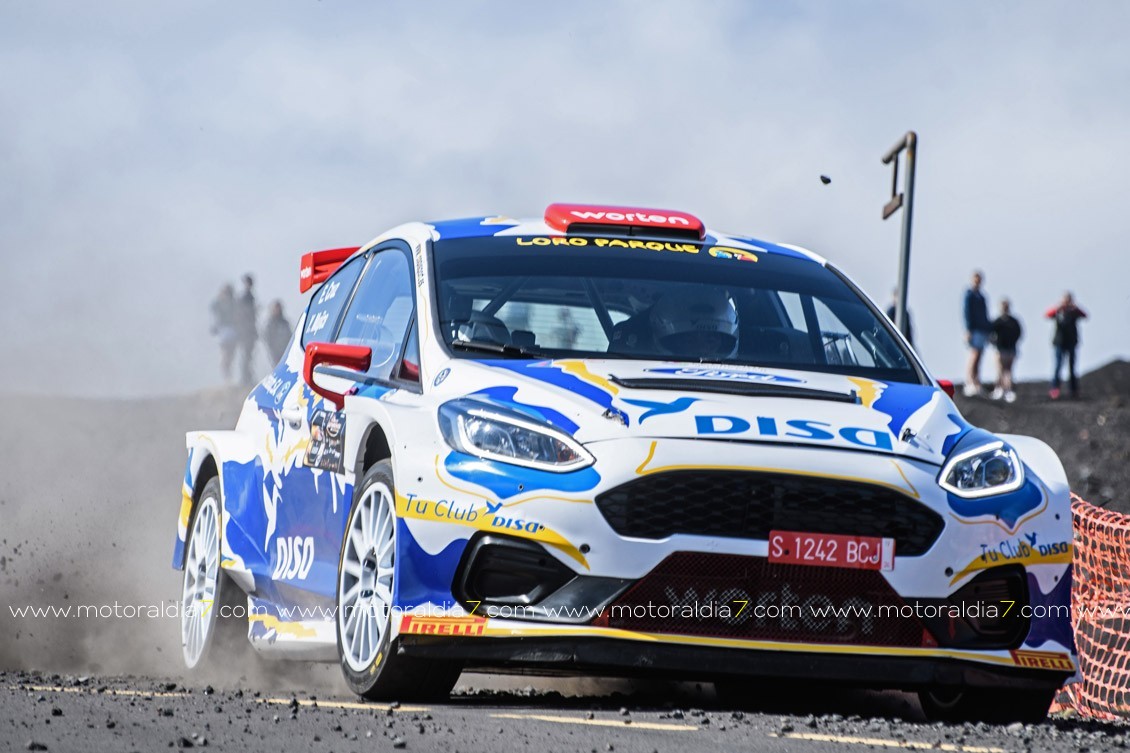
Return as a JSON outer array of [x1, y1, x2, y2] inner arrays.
[[3, 671, 1127, 753]]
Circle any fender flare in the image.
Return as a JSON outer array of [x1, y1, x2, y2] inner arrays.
[[173, 430, 260, 576], [999, 433, 1070, 500], [342, 396, 405, 483]]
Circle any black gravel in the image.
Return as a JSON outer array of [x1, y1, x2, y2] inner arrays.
[[2, 670, 1128, 753]]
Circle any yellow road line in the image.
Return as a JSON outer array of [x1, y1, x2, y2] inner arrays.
[[492, 712, 696, 731], [774, 732, 1007, 753]]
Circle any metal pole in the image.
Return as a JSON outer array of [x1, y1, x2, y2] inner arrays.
[[881, 131, 917, 340]]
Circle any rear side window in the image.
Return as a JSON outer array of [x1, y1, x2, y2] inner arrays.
[[302, 255, 366, 347]]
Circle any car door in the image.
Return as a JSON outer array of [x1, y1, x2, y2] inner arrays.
[[256, 253, 367, 609], [275, 243, 417, 606]]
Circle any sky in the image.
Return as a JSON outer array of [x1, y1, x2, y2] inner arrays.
[[1, 1, 1127, 397]]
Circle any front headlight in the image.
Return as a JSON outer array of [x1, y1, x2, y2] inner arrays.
[[438, 399, 594, 473], [938, 441, 1024, 498]]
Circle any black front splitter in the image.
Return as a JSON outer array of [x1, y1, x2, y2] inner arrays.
[[398, 635, 1069, 691]]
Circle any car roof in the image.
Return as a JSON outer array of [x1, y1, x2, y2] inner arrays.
[[426, 215, 826, 265]]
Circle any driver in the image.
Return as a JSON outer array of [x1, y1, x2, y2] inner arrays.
[[649, 285, 739, 360]]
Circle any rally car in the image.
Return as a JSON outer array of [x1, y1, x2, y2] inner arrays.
[[174, 203, 1074, 722]]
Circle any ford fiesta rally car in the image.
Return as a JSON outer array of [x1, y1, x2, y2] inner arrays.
[[174, 203, 1074, 721]]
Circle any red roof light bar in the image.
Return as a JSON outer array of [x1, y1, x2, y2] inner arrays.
[[545, 203, 706, 241]]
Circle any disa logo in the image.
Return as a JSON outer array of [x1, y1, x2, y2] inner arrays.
[[695, 415, 893, 451], [272, 536, 314, 580]]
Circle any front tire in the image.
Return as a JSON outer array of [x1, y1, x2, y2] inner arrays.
[[336, 460, 461, 701], [918, 686, 1055, 724], [181, 477, 246, 669]]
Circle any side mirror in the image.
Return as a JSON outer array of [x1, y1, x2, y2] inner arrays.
[[304, 343, 372, 409], [937, 379, 956, 398]]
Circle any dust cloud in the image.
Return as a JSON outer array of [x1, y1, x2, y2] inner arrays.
[[0, 388, 635, 698], [0, 388, 344, 692]]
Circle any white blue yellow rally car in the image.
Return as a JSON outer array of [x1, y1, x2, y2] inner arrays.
[[174, 204, 1074, 721]]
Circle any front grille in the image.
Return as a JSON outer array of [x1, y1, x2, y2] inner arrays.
[[597, 552, 926, 647], [594, 470, 944, 556]]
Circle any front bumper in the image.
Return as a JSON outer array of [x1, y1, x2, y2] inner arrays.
[[398, 634, 1071, 691], [397, 437, 1075, 682]]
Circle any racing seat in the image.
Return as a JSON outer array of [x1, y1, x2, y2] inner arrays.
[[739, 326, 813, 364], [607, 311, 659, 355], [511, 330, 537, 349]]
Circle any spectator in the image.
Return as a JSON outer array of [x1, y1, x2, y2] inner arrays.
[[210, 284, 238, 383], [962, 271, 992, 397], [264, 300, 293, 365], [1046, 291, 1087, 400], [885, 288, 914, 346], [234, 273, 259, 384], [990, 298, 1022, 403], [554, 307, 581, 349]]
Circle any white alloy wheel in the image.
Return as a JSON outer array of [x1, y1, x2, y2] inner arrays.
[[338, 478, 396, 673], [181, 489, 221, 668]]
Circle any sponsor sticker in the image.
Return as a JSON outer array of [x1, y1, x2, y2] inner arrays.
[[272, 536, 315, 581], [646, 366, 802, 384], [514, 236, 699, 254], [1010, 649, 1074, 671], [708, 246, 759, 262], [400, 615, 487, 637], [305, 409, 346, 472]]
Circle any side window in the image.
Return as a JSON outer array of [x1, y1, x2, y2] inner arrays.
[[302, 255, 366, 347], [813, 299, 875, 367], [335, 249, 414, 381]]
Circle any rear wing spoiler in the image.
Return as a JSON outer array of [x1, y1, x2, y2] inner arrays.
[[299, 247, 360, 293]]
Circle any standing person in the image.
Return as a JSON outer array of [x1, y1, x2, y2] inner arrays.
[[990, 298, 1022, 403], [234, 274, 259, 384], [1046, 291, 1087, 400], [554, 307, 581, 349], [962, 271, 992, 397], [210, 284, 238, 383], [264, 300, 293, 365]]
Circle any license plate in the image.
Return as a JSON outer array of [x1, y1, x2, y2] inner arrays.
[[769, 530, 895, 571]]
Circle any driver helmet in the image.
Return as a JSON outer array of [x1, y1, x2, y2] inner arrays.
[[650, 285, 738, 359]]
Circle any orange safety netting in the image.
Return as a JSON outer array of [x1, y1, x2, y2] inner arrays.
[[1068, 493, 1130, 719]]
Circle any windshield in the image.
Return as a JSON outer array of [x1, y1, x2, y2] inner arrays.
[[432, 235, 922, 384]]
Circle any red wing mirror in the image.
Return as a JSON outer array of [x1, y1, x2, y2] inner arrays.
[[937, 379, 956, 398], [398, 359, 420, 382], [304, 343, 372, 410]]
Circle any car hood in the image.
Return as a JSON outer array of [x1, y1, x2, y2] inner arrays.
[[446, 359, 970, 466]]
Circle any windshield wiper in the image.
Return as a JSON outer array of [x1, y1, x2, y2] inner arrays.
[[610, 376, 860, 404], [450, 339, 549, 359]]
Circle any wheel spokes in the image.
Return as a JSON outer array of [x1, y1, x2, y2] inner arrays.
[[339, 482, 398, 672], [182, 496, 222, 668]]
